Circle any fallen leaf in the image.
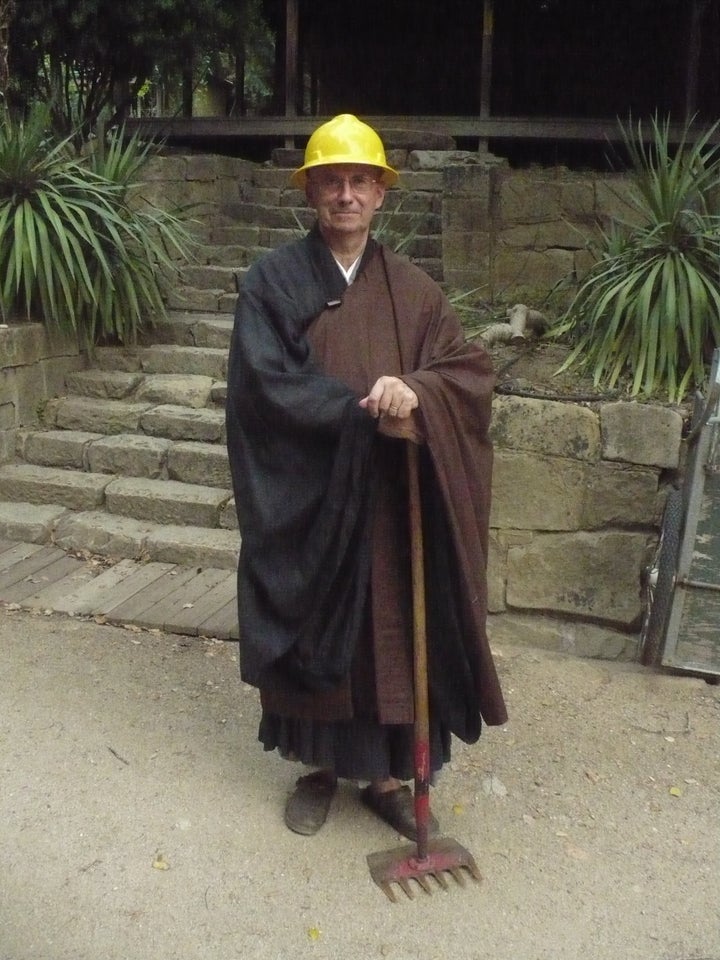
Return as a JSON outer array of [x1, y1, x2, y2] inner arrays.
[[585, 769, 600, 784], [669, 786, 682, 798], [182, 602, 194, 609], [307, 927, 321, 941], [152, 853, 170, 870], [452, 803, 465, 815]]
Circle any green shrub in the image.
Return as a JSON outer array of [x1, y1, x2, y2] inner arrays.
[[554, 115, 720, 402], [0, 105, 196, 350]]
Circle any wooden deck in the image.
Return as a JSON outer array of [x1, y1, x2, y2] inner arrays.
[[0, 539, 239, 640]]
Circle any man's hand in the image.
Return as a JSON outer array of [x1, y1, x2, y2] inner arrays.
[[359, 376, 418, 419], [359, 376, 423, 444]]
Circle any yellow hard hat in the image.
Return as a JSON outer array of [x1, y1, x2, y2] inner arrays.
[[290, 114, 398, 188]]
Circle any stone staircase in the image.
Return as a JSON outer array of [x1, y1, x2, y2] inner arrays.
[[0, 313, 240, 570], [0, 156, 444, 574]]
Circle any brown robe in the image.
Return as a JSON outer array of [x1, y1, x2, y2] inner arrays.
[[253, 242, 507, 733]]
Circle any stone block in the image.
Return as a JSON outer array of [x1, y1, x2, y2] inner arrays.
[[55, 397, 152, 435], [594, 175, 640, 225], [64, 370, 144, 400], [183, 155, 221, 182], [167, 441, 232, 489], [140, 404, 226, 443], [557, 180, 596, 217], [442, 164, 493, 200], [491, 450, 587, 531], [581, 462, 660, 528], [18, 430, 102, 469], [442, 196, 490, 233], [506, 530, 648, 627], [490, 395, 601, 461], [145, 524, 240, 569], [134, 374, 214, 409], [601, 402, 683, 467], [53, 510, 150, 560], [87, 434, 171, 479], [0, 501, 66, 543], [492, 248, 576, 297], [494, 171, 565, 225], [104, 476, 229, 527], [0, 463, 111, 510], [140, 345, 227, 379]]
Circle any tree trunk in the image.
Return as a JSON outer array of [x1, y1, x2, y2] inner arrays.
[[685, 0, 710, 119], [0, 0, 15, 104]]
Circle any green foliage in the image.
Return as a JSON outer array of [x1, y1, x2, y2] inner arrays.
[[0, 105, 196, 349], [554, 115, 720, 402], [7, 0, 273, 138]]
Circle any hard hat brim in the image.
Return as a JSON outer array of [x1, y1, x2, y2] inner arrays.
[[290, 160, 399, 190]]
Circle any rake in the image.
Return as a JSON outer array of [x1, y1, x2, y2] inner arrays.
[[367, 442, 482, 902]]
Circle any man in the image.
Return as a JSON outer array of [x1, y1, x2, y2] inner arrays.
[[226, 114, 507, 840]]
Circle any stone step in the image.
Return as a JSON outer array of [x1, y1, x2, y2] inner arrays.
[[52, 511, 239, 569], [0, 463, 236, 532], [63, 370, 220, 408], [93, 344, 228, 379], [140, 312, 234, 347], [181, 264, 239, 292], [44, 396, 226, 444], [17, 429, 234, 490], [165, 285, 234, 314]]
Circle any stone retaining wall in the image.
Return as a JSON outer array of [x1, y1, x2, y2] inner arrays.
[[487, 395, 683, 659], [0, 324, 84, 465]]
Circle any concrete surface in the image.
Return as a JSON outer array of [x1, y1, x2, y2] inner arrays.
[[1, 605, 718, 960]]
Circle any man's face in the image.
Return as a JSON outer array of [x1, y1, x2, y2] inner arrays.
[[305, 164, 386, 246]]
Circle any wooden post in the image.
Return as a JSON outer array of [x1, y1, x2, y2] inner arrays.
[[479, 0, 494, 153], [285, 0, 299, 147]]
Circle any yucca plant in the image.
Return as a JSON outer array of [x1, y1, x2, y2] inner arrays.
[[554, 115, 720, 402], [0, 105, 196, 350]]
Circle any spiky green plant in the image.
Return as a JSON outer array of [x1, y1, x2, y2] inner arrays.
[[554, 115, 720, 402], [0, 105, 196, 350]]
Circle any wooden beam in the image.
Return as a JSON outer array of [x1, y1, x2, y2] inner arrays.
[[284, 0, 299, 148], [479, 0, 494, 152], [125, 114, 720, 145]]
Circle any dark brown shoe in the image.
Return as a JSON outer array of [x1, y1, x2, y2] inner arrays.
[[284, 771, 337, 835], [360, 784, 439, 841]]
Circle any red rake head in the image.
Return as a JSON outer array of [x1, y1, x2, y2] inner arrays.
[[367, 837, 482, 903]]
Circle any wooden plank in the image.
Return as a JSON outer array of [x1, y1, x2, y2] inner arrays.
[[0, 546, 66, 591], [0, 542, 45, 576], [105, 566, 201, 624], [0, 555, 83, 603], [197, 596, 240, 641], [52, 560, 141, 616], [115, 567, 227, 633], [23, 564, 101, 610], [158, 568, 233, 635], [160, 570, 236, 636], [125, 114, 720, 145], [90, 562, 178, 616]]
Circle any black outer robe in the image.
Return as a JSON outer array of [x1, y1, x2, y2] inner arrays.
[[225, 227, 508, 744]]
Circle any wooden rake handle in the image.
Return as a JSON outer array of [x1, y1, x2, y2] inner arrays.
[[407, 441, 432, 860]]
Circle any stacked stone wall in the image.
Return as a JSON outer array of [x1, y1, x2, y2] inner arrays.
[[0, 325, 84, 464]]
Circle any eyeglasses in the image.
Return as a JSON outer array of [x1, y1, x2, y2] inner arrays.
[[310, 173, 379, 196]]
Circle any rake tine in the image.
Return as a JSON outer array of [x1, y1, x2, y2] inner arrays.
[[415, 875, 433, 895], [399, 878, 415, 900], [433, 870, 449, 891], [450, 867, 467, 887]]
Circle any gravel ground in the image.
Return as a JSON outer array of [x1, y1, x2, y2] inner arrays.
[[1, 605, 718, 960]]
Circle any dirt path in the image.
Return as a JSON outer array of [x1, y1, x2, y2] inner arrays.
[[1, 606, 718, 960]]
